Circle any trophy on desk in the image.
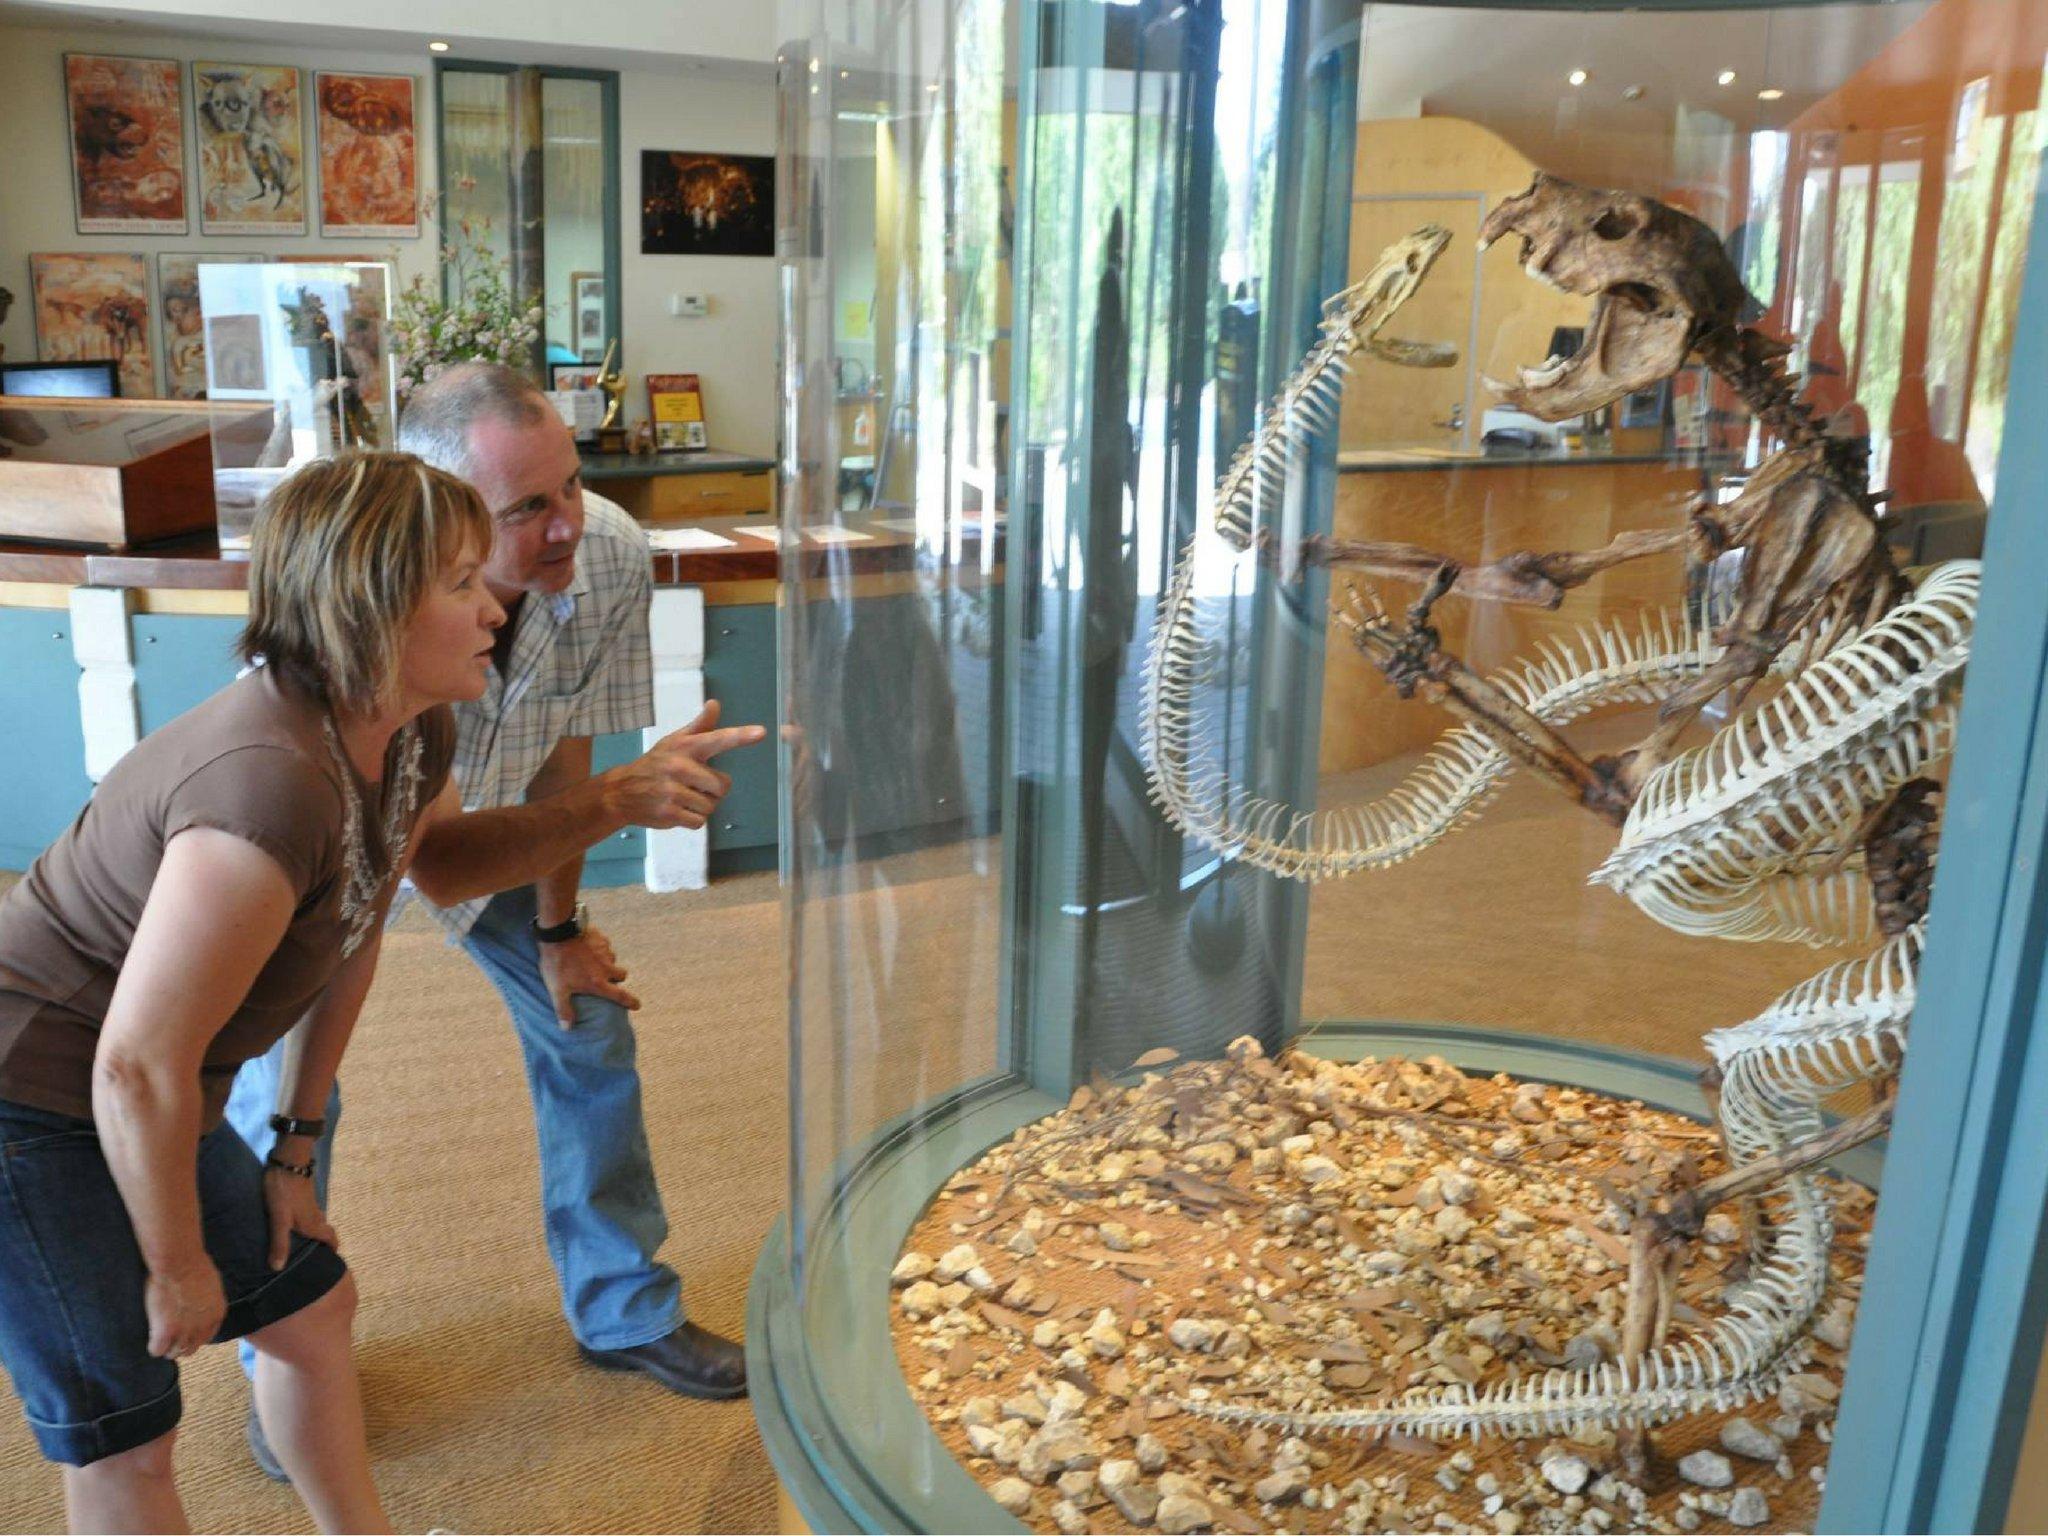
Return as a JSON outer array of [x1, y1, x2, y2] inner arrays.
[[594, 338, 628, 454]]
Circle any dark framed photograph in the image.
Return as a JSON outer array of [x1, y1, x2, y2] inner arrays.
[[640, 151, 774, 256], [1619, 379, 1670, 430]]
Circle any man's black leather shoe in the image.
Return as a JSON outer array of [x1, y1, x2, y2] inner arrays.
[[246, 1404, 290, 1484], [578, 1322, 748, 1400]]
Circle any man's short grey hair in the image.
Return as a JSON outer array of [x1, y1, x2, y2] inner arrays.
[[397, 361, 553, 482]]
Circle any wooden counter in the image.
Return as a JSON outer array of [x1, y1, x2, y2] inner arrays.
[[580, 448, 777, 520]]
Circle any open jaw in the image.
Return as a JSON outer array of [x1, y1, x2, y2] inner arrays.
[[1476, 172, 1747, 422]]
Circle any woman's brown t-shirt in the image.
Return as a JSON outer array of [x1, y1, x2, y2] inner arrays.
[[0, 667, 454, 1126]]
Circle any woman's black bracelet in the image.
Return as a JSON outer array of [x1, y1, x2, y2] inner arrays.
[[265, 1153, 317, 1179]]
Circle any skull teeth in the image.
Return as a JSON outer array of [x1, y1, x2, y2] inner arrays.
[[1519, 356, 1572, 388]]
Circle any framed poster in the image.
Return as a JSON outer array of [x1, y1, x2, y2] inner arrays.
[[315, 72, 419, 239], [641, 151, 774, 256], [193, 63, 306, 235], [157, 253, 262, 399], [30, 253, 154, 398], [570, 270, 606, 362], [63, 54, 188, 234]]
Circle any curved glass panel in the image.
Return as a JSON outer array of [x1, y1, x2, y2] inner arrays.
[[768, 1, 2046, 1530]]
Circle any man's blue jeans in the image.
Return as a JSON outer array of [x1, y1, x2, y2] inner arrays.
[[228, 884, 682, 1376]]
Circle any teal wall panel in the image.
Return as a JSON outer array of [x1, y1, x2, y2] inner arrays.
[[585, 728, 647, 887], [702, 603, 779, 855], [0, 609, 91, 870], [134, 614, 243, 736]]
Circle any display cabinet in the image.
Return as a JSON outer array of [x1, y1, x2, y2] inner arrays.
[[0, 398, 220, 547], [750, 2, 2048, 1531]]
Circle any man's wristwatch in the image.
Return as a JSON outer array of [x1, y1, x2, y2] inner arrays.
[[532, 901, 589, 944], [269, 1113, 327, 1139]]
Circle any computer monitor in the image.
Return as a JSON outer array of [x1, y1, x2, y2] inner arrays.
[[0, 360, 121, 398]]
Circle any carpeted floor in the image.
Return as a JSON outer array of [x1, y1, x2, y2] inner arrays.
[[0, 720, 1873, 1531]]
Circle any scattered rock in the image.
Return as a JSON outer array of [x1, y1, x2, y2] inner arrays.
[[1001, 1394, 1046, 1426], [1007, 1228, 1039, 1258], [1084, 1309, 1126, 1359], [1031, 1319, 1062, 1348], [1433, 1206, 1476, 1243], [1814, 1301, 1856, 1352], [1540, 1449, 1592, 1496], [1727, 1487, 1771, 1527], [1045, 1380, 1087, 1422], [1056, 1468, 1096, 1500], [1436, 1168, 1479, 1205], [1768, 1414, 1802, 1442], [1135, 1433, 1168, 1473], [1157, 1493, 1212, 1533], [1253, 1465, 1310, 1505], [1702, 1211, 1742, 1246], [1167, 1318, 1218, 1353], [1001, 1275, 1036, 1309], [934, 1243, 980, 1284], [891, 1252, 935, 1285], [963, 1265, 997, 1293], [1678, 1450, 1734, 1488], [990, 1477, 1033, 1515], [1297, 1154, 1342, 1184], [1780, 1372, 1841, 1417], [1674, 1506, 1703, 1532], [1562, 1327, 1612, 1371], [1108, 1482, 1160, 1525], [1720, 1417, 1783, 1462], [1100, 1459, 1140, 1493], [1098, 1221, 1138, 1252], [1467, 1311, 1508, 1346], [1052, 1498, 1089, 1533], [1186, 1141, 1238, 1173], [1273, 1437, 1312, 1471], [899, 1281, 942, 1319]]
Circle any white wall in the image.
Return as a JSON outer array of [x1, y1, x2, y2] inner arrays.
[[0, 17, 784, 458], [618, 69, 778, 457], [0, 20, 441, 383]]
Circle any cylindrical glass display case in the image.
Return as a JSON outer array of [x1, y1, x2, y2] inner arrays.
[[752, 2, 2048, 1530]]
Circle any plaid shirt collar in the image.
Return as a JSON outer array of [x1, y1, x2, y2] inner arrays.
[[496, 559, 590, 716]]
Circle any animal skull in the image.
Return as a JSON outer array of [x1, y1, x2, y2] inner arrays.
[[1479, 172, 1747, 421]]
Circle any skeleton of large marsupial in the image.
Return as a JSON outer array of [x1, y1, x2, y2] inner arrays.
[[1140, 175, 1975, 1447]]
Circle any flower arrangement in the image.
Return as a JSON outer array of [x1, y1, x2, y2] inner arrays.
[[389, 185, 544, 404]]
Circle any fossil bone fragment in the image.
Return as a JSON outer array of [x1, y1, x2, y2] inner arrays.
[[1140, 177, 1977, 1443]]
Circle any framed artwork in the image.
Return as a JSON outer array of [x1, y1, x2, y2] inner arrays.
[[640, 151, 774, 256], [30, 253, 154, 398], [193, 63, 306, 235], [570, 271, 606, 361], [203, 311, 267, 393], [157, 253, 263, 399], [315, 72, 419, 239], [1619, 378, 1670, 431], [63, 54, 188, 234], [549, 362, 602, 392]]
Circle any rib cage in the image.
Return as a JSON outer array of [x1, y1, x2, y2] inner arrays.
[[1593, 563, 1976, 946]]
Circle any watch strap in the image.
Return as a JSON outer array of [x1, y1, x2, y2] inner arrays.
[[532, 901, 588, 944], [269, 1113, 327, 1139]]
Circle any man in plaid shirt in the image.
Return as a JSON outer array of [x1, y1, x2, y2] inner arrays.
[[230, 365, 748, 1475]]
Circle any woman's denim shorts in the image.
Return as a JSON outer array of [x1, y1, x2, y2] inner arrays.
[[0, 1098, 347, 1466]]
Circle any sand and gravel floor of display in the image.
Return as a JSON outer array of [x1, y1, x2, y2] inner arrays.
[[891, 1041, 1868, 1536]]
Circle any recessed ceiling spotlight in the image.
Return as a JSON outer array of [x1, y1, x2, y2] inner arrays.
[[1758, 86, 1784, 101], [1717, 69, 1737, 86], [926, 82, 940, 94], [1622, 84, 1645, 101], [428, 40, 450, 53], [808, 57, 820, 74], [1568, 68, 1589, 87], [839, 69, 850, 79]]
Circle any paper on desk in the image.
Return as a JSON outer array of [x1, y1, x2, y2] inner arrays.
[[645, 526, 736, 551], [736, 525, 795, 545], [807, 526, 874, 545]]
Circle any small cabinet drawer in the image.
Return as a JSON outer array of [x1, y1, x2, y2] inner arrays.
[[645, 469, 775, 520]]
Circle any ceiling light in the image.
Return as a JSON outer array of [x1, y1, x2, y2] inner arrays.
[[1758, 86, 1784, 101], [428, 40, 450, 52], [926, 82, 940, 94], [1568, 69, 1589, 87], [808, 57, 820, 74], [1717, 69, 1737, 86], [839, 69, 850, 79]]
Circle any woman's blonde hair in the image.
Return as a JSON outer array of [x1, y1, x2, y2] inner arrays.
[[240, 451, 492, 714]]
